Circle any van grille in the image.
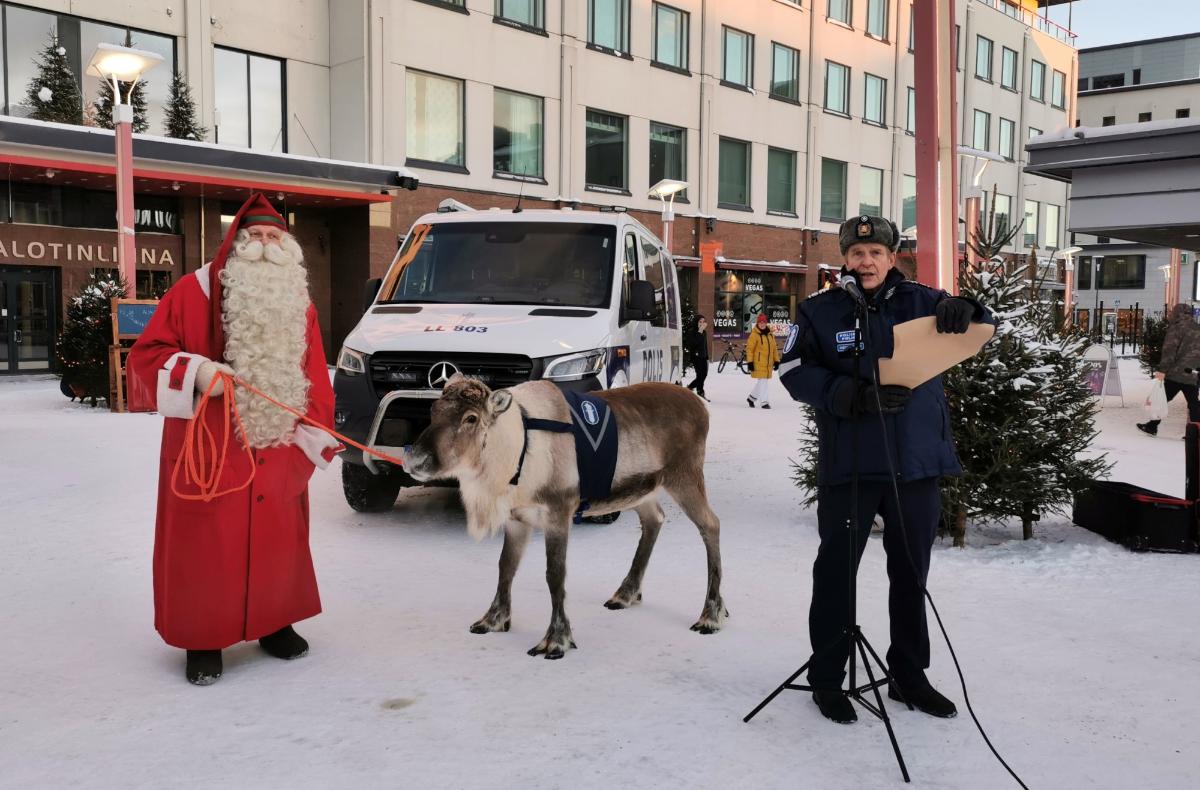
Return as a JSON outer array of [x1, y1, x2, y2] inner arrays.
[[369, 352, 535, 395]]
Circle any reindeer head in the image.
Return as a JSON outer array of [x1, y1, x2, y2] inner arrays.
[[406, 374, 514, 482]]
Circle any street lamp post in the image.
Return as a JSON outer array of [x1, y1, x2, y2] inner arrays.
[[648, 179, 689, 254], [1054, 246, 1083, 328], [86, 43, 163, 293], [957, 146, 1005, 271]]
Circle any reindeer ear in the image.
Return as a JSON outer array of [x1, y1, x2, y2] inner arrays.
[[489, 389, 513, 416]]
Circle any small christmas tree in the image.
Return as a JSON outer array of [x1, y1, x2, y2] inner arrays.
[[92, 32, 150, 133], [58, 273, 127, 406], [23, 32, 83, 125], [163, 71, 207, 141], [1138, 314, 1168, 377]]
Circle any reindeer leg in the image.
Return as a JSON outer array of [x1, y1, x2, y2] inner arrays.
[[470, 521, 530, 634], [605, 498, 665, 610], [669, 480, 727, 634], [528, 516, 576, 659]]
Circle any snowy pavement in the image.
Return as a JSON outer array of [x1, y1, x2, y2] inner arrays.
[[1, 360, 1198, 790]]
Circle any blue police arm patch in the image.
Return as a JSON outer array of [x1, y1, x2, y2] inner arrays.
[[783, 324, 800, 354]]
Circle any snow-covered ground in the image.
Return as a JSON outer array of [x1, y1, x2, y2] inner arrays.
[[2, 359, 1197, 789]]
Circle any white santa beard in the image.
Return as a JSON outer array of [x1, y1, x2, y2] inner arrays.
[[220, 252, 311, 448]]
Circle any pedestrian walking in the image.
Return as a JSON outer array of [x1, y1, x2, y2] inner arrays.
[[685, 314, 710, 400], [746, 313, 781, 408], [1138, 303, 1200, 436]]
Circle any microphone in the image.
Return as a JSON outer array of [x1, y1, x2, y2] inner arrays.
[[839, 273, 867, 306]]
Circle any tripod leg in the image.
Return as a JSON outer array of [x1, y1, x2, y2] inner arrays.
[[856, 637, 911, 783], [859, 631, 914, 712], [743, 658, 812, 723]]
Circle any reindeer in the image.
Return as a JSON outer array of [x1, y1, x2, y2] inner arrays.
[[405, 375, 726, 659]]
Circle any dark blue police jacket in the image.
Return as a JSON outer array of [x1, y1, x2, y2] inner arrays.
[[778, 268, 994, 487]]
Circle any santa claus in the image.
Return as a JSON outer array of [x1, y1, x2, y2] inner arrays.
[[128, 193, 340, 685]]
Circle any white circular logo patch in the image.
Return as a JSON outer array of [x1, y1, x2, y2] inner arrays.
[[581, 401, 600, 426]]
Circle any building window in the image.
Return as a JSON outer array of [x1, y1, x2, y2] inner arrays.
[[496, 0, 543, 28], [406, 70, 464, 167], [1045, 204, 1061, 249], [866, 0, 888, 39], [1132, 68, 1141, 85], [1078, 76, 1089, 92], [907, 4, 914, 51], [999, 117, 1015, 160], [1077, 256, 1092, 290], [993, 193, 1011, 235], [975, 36, 993, 81], [653, 3, 689, 70], [1023, 199, 1039, 249], [902, 174, 916, 231], [859, 165, 883, 217], [1028, 125, 1042, 140], [821, 158, 847, 222], [1051, 70, 1066, 109], [955, 25, 962, 70], [972, 109, 990, 151], [771, 43, 800, 100], [864, 74, 886, 125], [1092, 73, 1124, 89], [906, 86, 915, 133], [1138, 111, 1152, 122], [1001, 46, 1018, 90], [828, 0, 851, 26], [1102, 116, 1116, 126], [1030, 59, 1046, 101], [214, 47, 286, 152], [1097, 255, 1146, 289], [585, 109, 627, 190], [649, 122, 686, 197], [493, 88, 543, 178], [718, 137, 751, 209], [824, 61, 850, 114], [1179, 108, 1192, 119], [722, 27, 753, 87], [767, 147, 797, 214], [588, 0, 630, 53]]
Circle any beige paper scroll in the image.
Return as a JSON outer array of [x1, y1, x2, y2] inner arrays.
[[877, 316, 995, 388]]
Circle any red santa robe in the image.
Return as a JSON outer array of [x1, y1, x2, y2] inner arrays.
[[128, 205, 338, 650]]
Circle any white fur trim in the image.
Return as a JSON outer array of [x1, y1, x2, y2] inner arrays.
[[157, 352, 209, 418], [196, 262, 211, 299], [293, 424, 341, 470]]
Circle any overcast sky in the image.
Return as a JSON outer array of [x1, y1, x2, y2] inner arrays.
[[1061, 0, 1199, 48]]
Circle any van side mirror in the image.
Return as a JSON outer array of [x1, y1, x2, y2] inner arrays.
[[625, 280, 658, 322], [363, 278, 383, 312]]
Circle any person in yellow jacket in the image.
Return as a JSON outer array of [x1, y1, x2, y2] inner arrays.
[[746, 313, 782, 408]]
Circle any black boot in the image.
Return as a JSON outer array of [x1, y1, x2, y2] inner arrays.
[[747, 396, 756, 408], [812, 689, 857, 724], [888, 676, 958, 718], [1136, 421, 1159, 436], [185, 650, 222, 685], [259, 625, 309, 660]]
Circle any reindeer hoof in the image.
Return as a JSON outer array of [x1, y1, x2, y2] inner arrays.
[[604, 591, 642, 610], [469, 617, 510, 634], [690, 622, 720, 634], [527, 637, 577, 658]]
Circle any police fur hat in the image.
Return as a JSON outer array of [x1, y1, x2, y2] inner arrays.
[[839, 215, 900, 255]]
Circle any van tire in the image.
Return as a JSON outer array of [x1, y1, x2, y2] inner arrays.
[[342, 461, 405, 512]]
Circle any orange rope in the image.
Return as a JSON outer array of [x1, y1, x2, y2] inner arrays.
[[170, 372, 409, 502]]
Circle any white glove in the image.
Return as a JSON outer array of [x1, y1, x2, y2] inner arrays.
[[195, 361, 235, 396]]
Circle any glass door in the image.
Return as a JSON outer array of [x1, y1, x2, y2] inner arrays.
[[1, 268, 58, 374]]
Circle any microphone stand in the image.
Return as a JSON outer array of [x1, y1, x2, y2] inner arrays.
[[744, 291, 912, 783]]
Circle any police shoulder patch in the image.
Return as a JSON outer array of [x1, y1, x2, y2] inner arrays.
[[783, 323, 800, 354]]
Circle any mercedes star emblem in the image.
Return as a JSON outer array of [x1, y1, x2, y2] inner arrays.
[[428, 361, 460, 389]]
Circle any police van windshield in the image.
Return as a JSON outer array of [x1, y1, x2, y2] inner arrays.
[[383, 222, 617, 308]]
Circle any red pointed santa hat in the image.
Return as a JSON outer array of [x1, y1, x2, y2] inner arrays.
[[209, 192, 289, 357]]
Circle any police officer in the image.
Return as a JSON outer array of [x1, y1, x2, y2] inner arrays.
[[778, 215, 993, 724]]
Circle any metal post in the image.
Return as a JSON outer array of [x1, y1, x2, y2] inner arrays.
[[114, 102, 137, 293], [913, 0, 958, 292]]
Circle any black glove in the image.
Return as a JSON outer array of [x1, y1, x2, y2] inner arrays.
[[832, 380, 912, 417], [935, 297, 975, 334], [773, 362, 779, 371], [748, 362, 755, 373]]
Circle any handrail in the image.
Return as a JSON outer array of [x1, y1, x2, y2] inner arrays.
[[975, 0, 1077, 46]]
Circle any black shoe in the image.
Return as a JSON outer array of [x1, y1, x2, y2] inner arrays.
[[812, 689, 857, 724], [761, 403, 772, 410], [259, 625, 309, 660], [1136, 422, 1158, 436], [185, 650, 222, 685], [747, 397, 756, 408], [888, 678, 958, 718]]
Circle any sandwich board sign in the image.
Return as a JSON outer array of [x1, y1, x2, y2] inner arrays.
[[1082, 344, 1123, 406]]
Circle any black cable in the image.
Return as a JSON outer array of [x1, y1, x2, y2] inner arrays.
[[863, 307, 1031, 790]]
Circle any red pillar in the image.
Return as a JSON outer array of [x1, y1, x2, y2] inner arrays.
[[913, 0, 959, 293]]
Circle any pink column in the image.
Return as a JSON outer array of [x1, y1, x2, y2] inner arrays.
[[114, 105, 137, 293], [964, 195, 980, 269], [1169, 248, 1183, 308], [913, 0, 959, 293]]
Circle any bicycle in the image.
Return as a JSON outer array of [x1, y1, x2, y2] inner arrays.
[[717, 342, 749, 374]]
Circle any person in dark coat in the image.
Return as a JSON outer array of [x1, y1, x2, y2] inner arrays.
[[778, 215, 994, 725], [685, 314, 710, 400], [1137, 303, 1200, 436]]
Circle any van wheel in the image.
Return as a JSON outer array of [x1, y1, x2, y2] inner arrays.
[[342, 462, 405, 512]]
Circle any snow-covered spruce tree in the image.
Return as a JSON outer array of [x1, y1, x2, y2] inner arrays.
[[941, 220, 1111, 545], [23, 33, 83, 125], [163, 71, 207, 141], [58, 273, 127, 406], [92, 32, 149, 133]]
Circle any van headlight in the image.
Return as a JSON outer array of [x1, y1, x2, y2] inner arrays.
[[337, 346, 367, 376], [543, 349, 607, 381]]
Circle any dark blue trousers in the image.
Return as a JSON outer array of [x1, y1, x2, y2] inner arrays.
[[808, 477, 940, 689]]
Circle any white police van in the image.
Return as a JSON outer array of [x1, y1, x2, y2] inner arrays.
[[332, 204, 683, 511]]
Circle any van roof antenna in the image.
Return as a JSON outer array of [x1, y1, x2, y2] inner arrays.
[[513, 167, 527, 214]]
